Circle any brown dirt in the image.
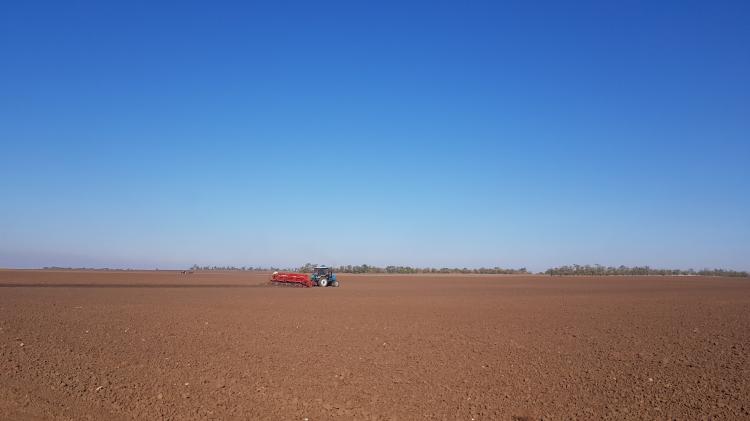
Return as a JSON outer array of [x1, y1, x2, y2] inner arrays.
[[1, 270, 749, 420]]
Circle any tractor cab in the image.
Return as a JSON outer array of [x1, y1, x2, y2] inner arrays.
[[311, 266, 339, 287]]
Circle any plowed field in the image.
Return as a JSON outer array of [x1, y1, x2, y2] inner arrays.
[[1, 270, 748, 420]]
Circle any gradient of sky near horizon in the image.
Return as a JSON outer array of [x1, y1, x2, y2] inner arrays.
[[1, 1, 749, 271]]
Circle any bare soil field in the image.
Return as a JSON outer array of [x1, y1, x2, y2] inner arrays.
[[1, 270, 749, 420]]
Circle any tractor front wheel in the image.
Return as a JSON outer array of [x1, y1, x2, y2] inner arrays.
[[318, 278, 328, 287], [331, 281, 339, 287]]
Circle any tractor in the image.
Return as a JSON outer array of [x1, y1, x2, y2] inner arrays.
[[310, 266, 339, 287]]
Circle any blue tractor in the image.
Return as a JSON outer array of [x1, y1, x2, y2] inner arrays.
[[310, 266, 339, 287]]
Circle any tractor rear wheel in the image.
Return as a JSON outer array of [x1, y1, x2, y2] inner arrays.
[[332, 281, 339, 287], [318, 278, 328, 287]]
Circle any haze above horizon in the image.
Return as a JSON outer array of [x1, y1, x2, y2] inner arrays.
[[1, 1, 748, 272]]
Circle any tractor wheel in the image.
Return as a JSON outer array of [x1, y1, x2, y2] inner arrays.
[[318, 278, 328, 287], [331, 281, 339, 287]]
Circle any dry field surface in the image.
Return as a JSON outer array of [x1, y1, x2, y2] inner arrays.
[[1, 270, 749, 420]]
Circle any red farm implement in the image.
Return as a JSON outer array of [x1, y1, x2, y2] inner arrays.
[[270, 272, 314, 287]]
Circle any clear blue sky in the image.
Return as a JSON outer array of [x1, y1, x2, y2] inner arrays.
[[1, 1, 748, 271]]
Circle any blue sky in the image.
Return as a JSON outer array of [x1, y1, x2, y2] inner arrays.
[[1, 1, 748, 271]]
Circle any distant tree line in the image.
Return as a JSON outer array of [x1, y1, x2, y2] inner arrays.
[[42, 264, 745, 277], [189, 265, 283, 272], [295, 263, 528, 274], [545, 264, 749, 277], [41, 267, 135, 271]]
